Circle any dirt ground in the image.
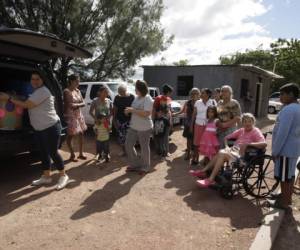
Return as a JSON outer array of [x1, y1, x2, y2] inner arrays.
[[0, 115, 299, 250]]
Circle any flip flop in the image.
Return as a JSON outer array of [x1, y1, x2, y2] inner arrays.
[[78, 155, 87, 160], [125, 166, 139, 172], [138, 170, 149, 176], [293, 184, 300, 190], [69, 155, 78, 162], [189, 169, 207, 178], [196, 178, 216, 188]]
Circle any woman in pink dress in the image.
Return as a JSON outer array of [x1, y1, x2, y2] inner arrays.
[[199, 106, 219, 161], [63, 74, 87, 161]]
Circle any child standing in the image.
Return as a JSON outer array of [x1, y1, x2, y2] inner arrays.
[[153, 108, 170, 157], [199, 106, 219, 161], [94, 113, 110, 162]]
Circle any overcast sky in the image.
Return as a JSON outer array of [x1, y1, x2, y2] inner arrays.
[[134, 0, 300, 78]]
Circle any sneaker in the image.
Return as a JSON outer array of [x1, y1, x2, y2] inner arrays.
[[105, 154, 111, 163], [56, 174, 69, 190], [31, 176, 52, 186]]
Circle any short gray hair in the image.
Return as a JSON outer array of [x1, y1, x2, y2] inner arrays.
[[221, 85, 233, 95], [242, 113, 256, 124], [189, 88, 200, 96], [118, 84, 127, 93]]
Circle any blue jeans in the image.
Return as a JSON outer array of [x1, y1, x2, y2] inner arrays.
[[96, 140, 110, 156], [34, 121, 64, 171]]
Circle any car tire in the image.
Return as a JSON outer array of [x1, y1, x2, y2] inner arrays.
[[268, 106, 276, 114]]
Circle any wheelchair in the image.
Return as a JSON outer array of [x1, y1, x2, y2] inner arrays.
[[211, 132, 279, 199]]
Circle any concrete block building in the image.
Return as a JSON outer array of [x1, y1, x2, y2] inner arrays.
[[142, 64, 282, 118]]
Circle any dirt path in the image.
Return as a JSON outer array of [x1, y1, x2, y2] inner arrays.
[[0, 116, 296, 250]]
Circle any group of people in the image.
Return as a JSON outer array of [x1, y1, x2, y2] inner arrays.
[[0, 71, 299, 210], [185, 83, 300, 210]]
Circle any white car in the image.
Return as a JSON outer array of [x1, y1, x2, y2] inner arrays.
[[269, 92, 280, 102], [79, 81, 135, 126], [268, 100, 282, 114]]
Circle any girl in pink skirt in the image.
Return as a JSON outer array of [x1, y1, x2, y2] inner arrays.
[[199, 106, 219, 161]]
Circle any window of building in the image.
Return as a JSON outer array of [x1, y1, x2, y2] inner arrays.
[[177, 76, 193, 96], [240, 79, 249, 98]]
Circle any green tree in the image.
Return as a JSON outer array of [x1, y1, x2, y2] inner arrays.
[[0, 0, 172, 87], [173, 59, 189, 66], [271, 38, 300, 85], [219, 40, 300, 91], [219, 49, 275, 71]]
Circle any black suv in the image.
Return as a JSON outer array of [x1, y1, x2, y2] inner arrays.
[[0, 28, 91, 157]]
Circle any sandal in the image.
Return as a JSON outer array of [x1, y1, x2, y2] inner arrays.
[[294, 184, 300, 190], [269, 193, 282, 200], [196, 178, 216, 188], [138, 170, 148, 176], [198, 158, 209, 166], [69, 155, 78, 162], [78, 155, 87, 160], [125, 166, 139, 172], [189, 169, 207, 178], [184, 153, 190, 161], [267, 200, 289, 210]]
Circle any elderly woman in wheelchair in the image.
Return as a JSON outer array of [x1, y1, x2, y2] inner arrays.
[[190, 113, 267, 188]]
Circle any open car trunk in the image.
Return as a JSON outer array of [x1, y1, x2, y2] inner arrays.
[[0, 63, 54, 156], [0, 28, 92, 157], [0, 64, 34, 155]]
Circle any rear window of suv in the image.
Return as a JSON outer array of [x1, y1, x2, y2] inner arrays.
[[78, 84, 88, 98], [106, 83, 119, 93], [90, 84, 103, 100], [269, 92, 280, 99]]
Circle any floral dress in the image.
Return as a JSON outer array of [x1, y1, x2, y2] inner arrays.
[[63, 88, 87, 136]]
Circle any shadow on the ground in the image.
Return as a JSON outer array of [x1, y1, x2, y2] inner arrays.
[[69, 139, 165, 220], [0, 153, 51, 216], [164, 154, 265, 230], [0, 133, 164, 218], [70, 172, 144, 220], [0, 143, 128, 217], [272, 202, 300, 250]]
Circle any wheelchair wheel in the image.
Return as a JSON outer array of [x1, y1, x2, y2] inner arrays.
[[243, 155, 279, 198]]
